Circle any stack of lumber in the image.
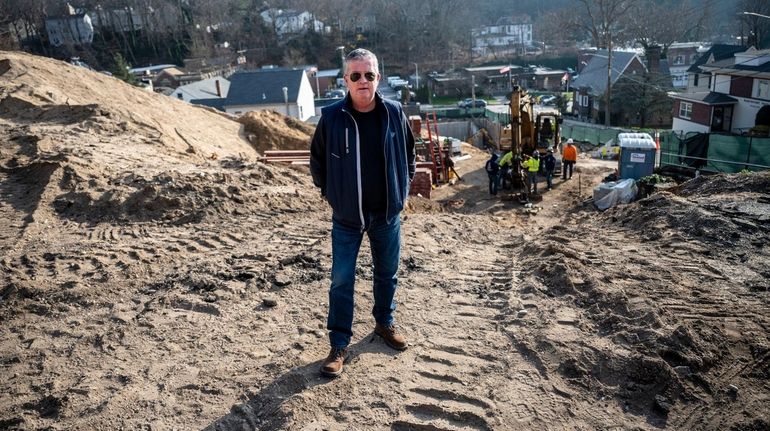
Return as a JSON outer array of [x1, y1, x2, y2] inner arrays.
[[261, 150, 310, 165]]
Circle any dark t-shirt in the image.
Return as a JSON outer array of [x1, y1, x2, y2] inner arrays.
[[350, 106, 386, 213]]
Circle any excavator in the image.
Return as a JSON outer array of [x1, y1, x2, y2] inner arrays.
[[499, 87, 562, 156], [499, 86, 563, 196]]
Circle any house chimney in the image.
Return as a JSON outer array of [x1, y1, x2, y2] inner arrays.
[[647, 45, 661, 73], [215, 79, 221, 98]]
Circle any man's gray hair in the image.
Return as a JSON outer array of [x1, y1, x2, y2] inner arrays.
[[345, 48, 378, 73]]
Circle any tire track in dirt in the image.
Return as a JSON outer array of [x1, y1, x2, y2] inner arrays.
[[205, 213, 624, 430]]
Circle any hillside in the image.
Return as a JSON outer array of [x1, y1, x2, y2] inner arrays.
[[1, 51, 768, 431]]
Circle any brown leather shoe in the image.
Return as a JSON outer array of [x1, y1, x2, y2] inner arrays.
[[320, 347, 348, 377], [374, 323, 408, 351]]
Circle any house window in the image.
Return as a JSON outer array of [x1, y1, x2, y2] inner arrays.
[[757, 79, 770, 100], [177, 93, 183, 99], [674, 55, 684, 65], [679, 101, 692, 119]]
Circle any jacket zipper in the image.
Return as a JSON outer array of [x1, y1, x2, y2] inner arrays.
[[382, 104, 391, 220], [341, 109, 365, 232]]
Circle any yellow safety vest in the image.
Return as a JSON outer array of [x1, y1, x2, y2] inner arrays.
[[524, 158, 540, 172]]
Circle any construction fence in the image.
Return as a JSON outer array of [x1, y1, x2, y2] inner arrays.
[[429, 108, 770, 173], [659, 133, 770, 174]]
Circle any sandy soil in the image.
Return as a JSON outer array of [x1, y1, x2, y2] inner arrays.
[[1, 51, 769, 431]]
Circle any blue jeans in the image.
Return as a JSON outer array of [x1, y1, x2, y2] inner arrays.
[[545, 170, 554, 189], [328, 214, 401, 348], [527, 171, 538, 193], [488, 172, 500, 195]]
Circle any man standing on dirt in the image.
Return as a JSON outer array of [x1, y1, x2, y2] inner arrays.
[[310, 48, 416, 378], [562, 138, 578, 180]]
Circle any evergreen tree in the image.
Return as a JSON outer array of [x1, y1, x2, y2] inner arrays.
[[111, 53, 137, 85]]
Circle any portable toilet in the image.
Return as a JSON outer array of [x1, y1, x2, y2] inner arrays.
[[617, 133, 657, 180]]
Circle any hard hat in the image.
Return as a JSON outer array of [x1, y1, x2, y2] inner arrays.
[[567, 138, 574, 144], [532, 150, 539, 156]]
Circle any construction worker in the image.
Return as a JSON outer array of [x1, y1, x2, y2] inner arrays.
[[485, 152, 501, 195], [522, 150, 540, 194], [562, 138, 578, 179], [444, 150, 462, 182], [542, 148, 556, 190], [497, 149, 515, 190]]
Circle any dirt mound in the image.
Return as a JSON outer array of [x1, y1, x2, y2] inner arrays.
[[0, 52, 253, 166], [404, 196, 444, 213], [0, 51, 325, 232], [677, 171, 770, 196], [602, 171, 770, 248], [237, 110, 315, 153]]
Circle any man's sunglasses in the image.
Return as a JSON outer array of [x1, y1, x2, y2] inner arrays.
[[348, 72, 376, 82]]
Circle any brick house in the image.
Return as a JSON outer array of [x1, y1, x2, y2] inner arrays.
[[670, 47, 770, 135]]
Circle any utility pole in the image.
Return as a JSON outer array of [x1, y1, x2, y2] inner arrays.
[[336, 46, 345, 71], [606, 38, 612, 127], [471, 75, 476, 102], [414, 63, 419, 91], [314, 70, 320, 99], [282, 86, 289, 116]]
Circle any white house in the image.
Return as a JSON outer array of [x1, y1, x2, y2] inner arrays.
[[667, 42, 709, 88], [213, 68, 315, 121], [260, 9, 329, 36], [45, 5, 94, 47], [472, 15, 533, 57], [670, 47, 770, 135]]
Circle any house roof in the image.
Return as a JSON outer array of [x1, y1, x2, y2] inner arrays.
[[465, 65, 522, 73], [157, 67, 185, 77], [686, 44, 747, 73], [534, 68, 567, 76], [316, 68, 340, 78], [190, 98, 227, 111], [699, 49, 770, 77], [224, 68, 306, 106], [670, 91, 737, 105], [570, 50, 641, 94], [669, 42, 706, 49], [173, 77, 230, 100], [129, 64, 177, 75]]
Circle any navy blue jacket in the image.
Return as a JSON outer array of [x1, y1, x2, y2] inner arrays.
[[310, 93, 416, 230], [543, 154, 557, 172]]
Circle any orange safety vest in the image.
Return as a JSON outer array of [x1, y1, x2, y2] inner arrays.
[[563, 145, 577, 162]]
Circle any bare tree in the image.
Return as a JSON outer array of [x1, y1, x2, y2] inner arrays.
[[627, 0, 712, 56], [738, 0, 770, 49], [573, 0, 633, 126]]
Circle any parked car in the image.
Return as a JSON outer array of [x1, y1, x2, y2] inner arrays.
[[396, 89, 416, 100], [324, 89, 346, 99], [540, 95, 557, 106], [457, 98, 487, 108], [69, 57, 93, 70]]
